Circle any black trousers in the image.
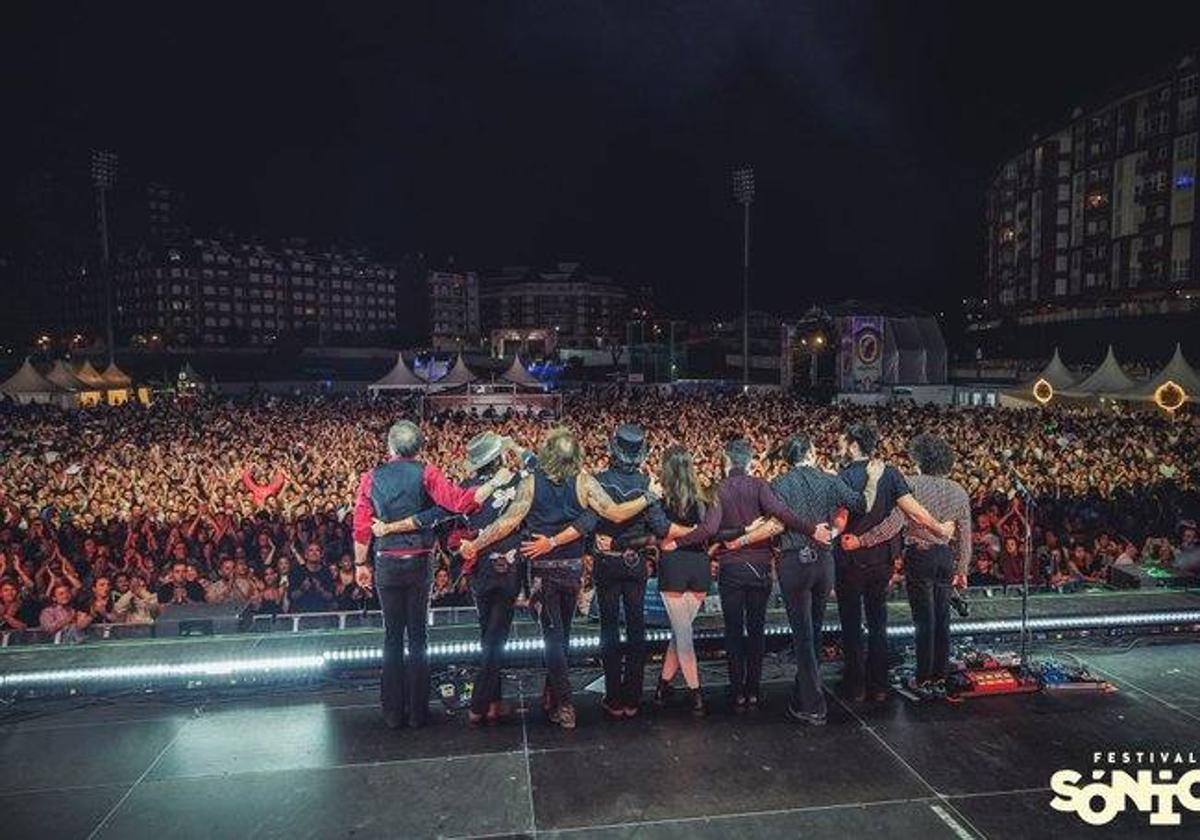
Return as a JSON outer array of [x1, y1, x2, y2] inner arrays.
[[904, 544, 955, 682], [835, 557, 891, 694], [718, 563, 772, 700], [376, 556, 432, 727], [469, 558, 523, 715], [537, 570, 580, 707], [778, 550, 833, 716], [594, 551, 648, 707]]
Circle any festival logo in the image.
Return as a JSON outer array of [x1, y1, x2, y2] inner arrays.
[[1050, 751, 1200, 826]]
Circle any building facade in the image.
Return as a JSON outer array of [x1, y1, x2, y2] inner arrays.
[[479, 262, 629, 350], [428, 269, 481, 350], [985, 54, 1198, 313], [114, 237, 405, 347]]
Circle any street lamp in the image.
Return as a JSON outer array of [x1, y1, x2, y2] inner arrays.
[[732, 166, 755, 387], [91, 149, 118, 366]]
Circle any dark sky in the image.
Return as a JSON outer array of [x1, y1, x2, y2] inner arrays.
[[3, 2, 1198, 319]]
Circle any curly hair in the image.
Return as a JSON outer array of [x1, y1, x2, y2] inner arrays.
[[907, 432, 954, 477], [537, 427, 582, 484], [844, 422, 879, 457]]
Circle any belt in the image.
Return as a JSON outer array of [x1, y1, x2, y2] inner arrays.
[[781, 546, 818, 563], [377, 546, 433, 559], [596, 547, 646, 568], [531, 557, 584, 570]]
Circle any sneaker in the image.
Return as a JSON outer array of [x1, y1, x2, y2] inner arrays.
[[622, 703, 641, 719], [786, 704, 826, 726], [554, 704, 577, 730], [467, 710, 486, 728], [600, 697, 625, 720]]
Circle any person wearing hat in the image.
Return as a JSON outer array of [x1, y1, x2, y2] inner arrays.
[[352, 420, 509, 731], [454, 431, 531, 726], [589, 424, 657, 719], [462, 428, 656, 729]]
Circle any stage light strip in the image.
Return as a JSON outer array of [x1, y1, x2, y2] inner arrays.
[[3, 610, 1198, 691]]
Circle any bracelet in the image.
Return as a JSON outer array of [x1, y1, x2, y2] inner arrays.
[[548, 536, 558, 549], [354, 560, 370, 567]]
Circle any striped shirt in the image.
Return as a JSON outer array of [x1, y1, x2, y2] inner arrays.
[[857, 473, 973, 576]]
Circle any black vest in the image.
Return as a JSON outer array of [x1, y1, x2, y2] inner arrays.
[[465, 472, 525, 555], [369, 459, 434, 556], [524, 467, 587, 562]]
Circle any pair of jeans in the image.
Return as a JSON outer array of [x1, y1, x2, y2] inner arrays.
[[469, 558, 523, 715], [537, 572, 580, 707], [778, 549, 833, 716], [904, 544, 955, 682], [718, 562, 772, 700], [376, 556, 433, 727], [835, 558, 891, 695], [594, 551, 648, 707]]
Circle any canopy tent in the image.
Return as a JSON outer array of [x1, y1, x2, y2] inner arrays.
[[999, 347, 1078, 407], [1114, 343, 1200, 404], [75, 360, 109, 388], [100, 362, 133, 387], [499, 354, 543, 389], [368, 353, 428, 392], [0, 358, 66, 404], [1059, 345, 1135, 399], [47, 360, 105, 405], [432, 353, 479, 388]]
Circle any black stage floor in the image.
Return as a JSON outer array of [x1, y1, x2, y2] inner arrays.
[[3, 637, 1199, 839]]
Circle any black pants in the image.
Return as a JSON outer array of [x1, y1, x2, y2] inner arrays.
[[469, 559, 523, 715], [376, 557, 432, 727], [718, 563, 772, 700], [778, 550, 833, 716], [835, 558, 891, 695], [594, 551, 647, 707], [905, 544, 954, 682], [537, 570, 580, 708]]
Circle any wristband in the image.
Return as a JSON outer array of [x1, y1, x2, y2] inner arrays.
[[549, 536, 558, 549], [354, 560, 370, 567]]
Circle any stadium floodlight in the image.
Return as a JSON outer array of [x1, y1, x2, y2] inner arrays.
[[91, 149, 119, 366], [732, 166, 755, 387]]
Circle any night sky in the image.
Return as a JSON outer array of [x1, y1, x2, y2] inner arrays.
[[3, 2, 1198, 319]]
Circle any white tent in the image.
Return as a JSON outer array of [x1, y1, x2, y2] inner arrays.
[[75, 360, 109, 389], [1060, 345, 1135, 399], [46, 360, 89, 391], [1000, 347, 1078, 406], [0, 358, 65, 404], [100, 362, 133, 387], [433, 353, 478, 388], [499, 354, 542, 389], [1114, 343, 1200, 404], [368, 353, 428, 392]]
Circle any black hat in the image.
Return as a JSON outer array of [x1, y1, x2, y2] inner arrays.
[[610, 424, 647, 466]]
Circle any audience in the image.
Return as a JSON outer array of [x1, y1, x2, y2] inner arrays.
[[0, 391, 1195, 640]]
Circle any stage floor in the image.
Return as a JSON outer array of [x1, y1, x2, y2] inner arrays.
[[2, 637, 1198, 839]]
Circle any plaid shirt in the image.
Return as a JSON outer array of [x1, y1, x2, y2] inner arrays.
[[858, 473, 973, 576]]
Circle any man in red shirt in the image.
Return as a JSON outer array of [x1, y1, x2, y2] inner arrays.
[[352, 420, 509, 729]]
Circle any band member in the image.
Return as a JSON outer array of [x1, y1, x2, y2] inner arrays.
[[842, 433, 972, 697], [833, 423, 954, 703], [646, 445, 723, 716], [353, 420, 507, 730], [462, 428, 653, 730], [713, 438, 832, 712], [734, 433, 876, 724], [591, 424, 656, 719], [451, 432, 527, 726]]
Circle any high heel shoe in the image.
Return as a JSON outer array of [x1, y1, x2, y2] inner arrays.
[[689, 687, 706, 718]]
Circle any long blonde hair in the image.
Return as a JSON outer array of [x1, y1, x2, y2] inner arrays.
[[537, 427, 582, 484]]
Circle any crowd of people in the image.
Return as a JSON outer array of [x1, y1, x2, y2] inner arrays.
[[0, 391, 1196, 638]]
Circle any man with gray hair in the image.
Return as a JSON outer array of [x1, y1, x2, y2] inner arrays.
[[353, 420, 510, 730]]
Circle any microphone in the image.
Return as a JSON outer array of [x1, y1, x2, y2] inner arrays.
[[1000, 452, 1034, 499]]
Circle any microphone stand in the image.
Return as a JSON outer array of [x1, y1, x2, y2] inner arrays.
[[1008, 481, 1037, 671]]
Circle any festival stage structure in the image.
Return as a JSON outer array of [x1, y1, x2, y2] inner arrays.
[[3, 588, 1196, 697]]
